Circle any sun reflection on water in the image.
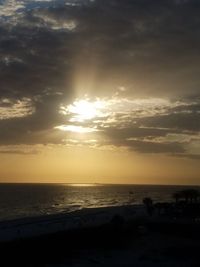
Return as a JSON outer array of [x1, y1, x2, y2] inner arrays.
[[66, 183, 100, 187]]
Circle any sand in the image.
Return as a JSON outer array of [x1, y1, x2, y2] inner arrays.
[[0, 204, 200, 266]]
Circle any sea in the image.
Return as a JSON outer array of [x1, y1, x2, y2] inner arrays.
[[0, 183, 199, 222]]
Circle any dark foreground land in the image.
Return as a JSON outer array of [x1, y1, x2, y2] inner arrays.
[[1, 215, 200, 267]]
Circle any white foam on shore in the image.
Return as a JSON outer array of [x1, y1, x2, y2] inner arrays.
[[0, 205, 146, 242]]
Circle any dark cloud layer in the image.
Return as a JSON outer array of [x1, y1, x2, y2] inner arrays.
[[0, 0, 200, 158]]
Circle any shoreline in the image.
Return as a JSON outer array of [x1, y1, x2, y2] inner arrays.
[[0, 204, 146, 243], [1, 202, 200, 244], [1, 204, 200, 266], [0, 204, 200, 266]]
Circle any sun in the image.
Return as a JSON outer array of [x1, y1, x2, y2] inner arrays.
[[57, 98, 107, 133], [60, 98, 106, 122], [69, 100, 98, 121]]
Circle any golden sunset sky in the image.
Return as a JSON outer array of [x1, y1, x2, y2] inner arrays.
[[0, 0, 199, 184]]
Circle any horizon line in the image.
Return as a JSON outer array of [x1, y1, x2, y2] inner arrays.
[[0, 182, 199, 187]]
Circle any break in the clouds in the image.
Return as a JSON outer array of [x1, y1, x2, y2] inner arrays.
[[56, 96, 200, 157], [0, 97, 34, 119], [0, 0, 200, 159]]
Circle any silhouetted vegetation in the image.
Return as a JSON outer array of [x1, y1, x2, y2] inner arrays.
[[172, 189, 200, 204], [143, 189, 200, 219]]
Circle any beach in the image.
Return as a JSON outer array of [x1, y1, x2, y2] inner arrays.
[[0, 0, 199, 265], [0, 205, 145, 242], [1, 204, 200, 266]]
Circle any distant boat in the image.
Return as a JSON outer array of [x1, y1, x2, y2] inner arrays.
[[129, 191, 134, 195]]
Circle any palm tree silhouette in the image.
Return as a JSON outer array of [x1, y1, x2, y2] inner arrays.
[[172, 189, 199, 203]]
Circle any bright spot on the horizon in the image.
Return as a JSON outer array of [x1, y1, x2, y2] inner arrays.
[[60, 99, 106, 122], [67, 183, 98, 187], [55, 125, 98, 133]]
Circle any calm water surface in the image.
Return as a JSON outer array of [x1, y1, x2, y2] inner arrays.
[[0, 183, 199, 221]]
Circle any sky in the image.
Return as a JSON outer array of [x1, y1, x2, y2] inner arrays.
[[0, 0, 199, 184]]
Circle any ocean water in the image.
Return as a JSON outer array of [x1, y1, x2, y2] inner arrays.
[[0, 183, 199, 222]]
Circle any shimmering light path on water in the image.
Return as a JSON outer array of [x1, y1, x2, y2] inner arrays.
[[0, 183, 199, 221]]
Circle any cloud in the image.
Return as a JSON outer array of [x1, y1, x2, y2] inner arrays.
[[141, 112, 200, 132], [0, 144, 42, 155], [127, 140, 185, 154], [55, 125, 98, 133], [0, 97, 35, 119], [0, 0, 199, 159], [0, 0, 25, 19], [55, 95, 200, 157]]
